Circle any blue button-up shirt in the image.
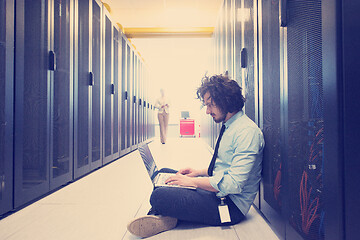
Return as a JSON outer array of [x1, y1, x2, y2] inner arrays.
[[209, 110, 265, 215]]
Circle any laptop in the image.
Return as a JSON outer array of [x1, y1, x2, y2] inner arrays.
[[138, 143, 196, 190]]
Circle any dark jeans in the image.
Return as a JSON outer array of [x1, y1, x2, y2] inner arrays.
[[150, 168, 245, 226]]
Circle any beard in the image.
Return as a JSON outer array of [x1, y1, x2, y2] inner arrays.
[[211, 112, 226, 123]]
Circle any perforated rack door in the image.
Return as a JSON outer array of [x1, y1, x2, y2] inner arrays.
[[286, 0, 324, 239]]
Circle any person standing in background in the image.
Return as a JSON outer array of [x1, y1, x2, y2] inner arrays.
[[155, 89, 170, 144]]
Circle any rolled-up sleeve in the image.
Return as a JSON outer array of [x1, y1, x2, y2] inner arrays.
[[209, 127, 263, 197]]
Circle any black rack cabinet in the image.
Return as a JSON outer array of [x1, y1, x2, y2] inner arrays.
[[139, 63, 145, 143], [14, 0, 74, 207], [130, 50, 136, 151], [50, 0, 74, 189], [134, 57, 139, 145], [127, 45, 134, 152], [102, 9, 120, 164], [258, 0, 285, 237], [117, 35, 124, 155], [207, 0, 360, 239], [136, 55, 140, 146], [283, 1, 324, 239], [120, 37, 128, 154], [103, 12, 112, 163], [74, 0, 102, 178], [91, 0, 103, 172], [0, 0, 14, 215], [1, 0, 152, 217], [132, 54, 138, 147], [14, 0, 50, 209], [225, 0, 233, 78], [135, 55, 143, 145], [233, 0, 242, 90], [123, 42, 132, 153], [323, 1, 360, 239], [242, 0, 257, 123], [112, 26, 120, 161], [259, 0, 325, 239]]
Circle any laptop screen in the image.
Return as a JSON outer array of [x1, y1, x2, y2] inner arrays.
[[138, 143, 158, 180]]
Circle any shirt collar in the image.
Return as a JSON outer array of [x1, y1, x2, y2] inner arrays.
[[223, 110, 244, 129]]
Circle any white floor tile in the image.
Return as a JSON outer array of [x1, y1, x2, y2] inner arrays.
[[0, 138, 278, 240]]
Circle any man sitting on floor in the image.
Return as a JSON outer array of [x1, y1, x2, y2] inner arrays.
[[127, 74, 265, 238]]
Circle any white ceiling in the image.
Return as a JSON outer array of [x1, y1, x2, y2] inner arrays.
[[102, 0, 223, 28]]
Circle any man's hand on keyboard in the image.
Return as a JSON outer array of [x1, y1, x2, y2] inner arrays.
[[178, 168, 208, 177], [165, 174, 197, 188]]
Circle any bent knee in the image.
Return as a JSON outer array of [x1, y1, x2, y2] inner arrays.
[[149, 188, 171, 214], [150, 187, 168, 206], [150, 187, 187, 211]]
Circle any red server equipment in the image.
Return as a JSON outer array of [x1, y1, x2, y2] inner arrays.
[[180, 119, 195, 137]]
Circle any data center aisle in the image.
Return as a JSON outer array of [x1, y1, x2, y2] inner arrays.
[[0, 138, 278, 240]]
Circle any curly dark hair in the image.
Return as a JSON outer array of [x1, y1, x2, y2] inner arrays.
[[196, 74, 245, 114]]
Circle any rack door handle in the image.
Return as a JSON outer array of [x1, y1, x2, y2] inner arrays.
[[241, 48, 247, 68], [49, 51, 56, 71], [111, 84, 115, 94], [89, 72, 95, 86], [280, 0, 287, 27]]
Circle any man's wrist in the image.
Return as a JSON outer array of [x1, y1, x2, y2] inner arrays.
[[190, 178, 198, 188], [200, 168, 209, 177]]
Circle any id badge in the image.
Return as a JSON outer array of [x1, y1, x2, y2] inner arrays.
[[218, 197, 231, 223]]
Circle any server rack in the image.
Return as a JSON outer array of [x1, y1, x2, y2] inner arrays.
[[14, 0, 74, 207], [74, 0, 103, 179], [120, 37, 128, 154], [207, 0, 360, 239], [152, 104, 156, 139], [138, 56, 142, 145], [127, 44, 132, 152], [102, 6, 120, 164], [258, 0, 325, 238], [131, 51, 137, 150], [145, 69, 154, 142], [130, 49, 136, 151], [323, 1, 360, 239], [119, 33, 147, 156], [112, 24, 120, 161], [144, 70, 148, 141], [143, 65, 149, 142], [138, 58, 143, 144], [103, 10, 112, 163], [258, 0, 285, 238], [138, 59, 142, 142], [14, 0, 50, 208], [117, 33, 125, 156], [91, 0, 103, 168], [141, 62, 145, 142], [1, 0, 152, 217], [0, 0, 14, 215], [225, 0, 233, 77], [219, 1, 225, 74], [233, 0, 242, 89], [282, 1, 324, 238], [50, 0, 74, 190], [140, 60, 144, 143], [133, 54, 139, 147], [125, 43, 133, 153], [242, 0, 257, 123]]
